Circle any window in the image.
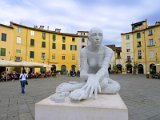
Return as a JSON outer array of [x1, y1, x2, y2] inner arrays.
[[15, 56, 21, 61], [126, 34, 130, 40], [0, 48, 6, 56], [41, 53, 45, 59], [72, 37, 75, 42], [62, 55, 65, 60], [30, 30, 34, 36], [42, 42, 46, 48], [127, 56, 131, 62], [126, 49, 130, 52], [81, 32, 85, 35], [149, 39, 154, 46], [82, 38, 85, 42], [16, 37, 22, 44], [16, 49, 21, 53], [30, 51, 34, 58], [52, 54, 55, 60], [52, 43, 56, 49], [17, 27, 22, 33], [52, 34, 56, 41], [70, 45, 77, 50], [150, 51, 154, 58], [126, 43, 130, 49], [42, 32, 46, 39], [137, 41, 141, 47], [137, 33, 141, 39], [62, 44, 66, 50], [72, 55, 75, 60], [30, 39, 34, 46], [62, 36, 65, 42], [148, 29, 153, 35], [138, 50, 142, 59], [82, 45, 86, 48], [117, 53, 121, 59], [1, 33, 7, 41], [138, 56, 142, 59]]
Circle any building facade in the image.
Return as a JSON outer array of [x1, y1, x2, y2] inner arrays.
[[0, 22, 80, 73], [106, 45, 123, 73], [121, 20, 160, 74], [76, 31, 88, 69], [0, 24, 14, 72]]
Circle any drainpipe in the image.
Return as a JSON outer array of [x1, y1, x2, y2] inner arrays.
[[25, 29, 28, 61], [144, 31, 147, 74], [48, 32, 51, 72]]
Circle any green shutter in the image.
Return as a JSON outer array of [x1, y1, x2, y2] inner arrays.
[[52, 34, 56, 41], [0, 48, 6, 56]]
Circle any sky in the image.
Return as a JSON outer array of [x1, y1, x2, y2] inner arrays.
[[0, 0, 160, 46]]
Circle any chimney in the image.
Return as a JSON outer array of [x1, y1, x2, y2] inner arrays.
[[34, 25, 38, 29], [55, 28, 61, 33], [47, 26, 49, 30], [39, 25, 44, 29], [155, 22, 160, 25]]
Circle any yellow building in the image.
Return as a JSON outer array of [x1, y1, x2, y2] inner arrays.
[[106, 45, 123, 73], [0, 24, 14, 60], [77, 31, 89, 68], [0, 22, 79, 73], [121, 20, 160, 74], [0, 24, 14, 72]]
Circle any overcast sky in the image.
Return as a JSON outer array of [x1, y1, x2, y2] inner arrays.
[[0, 0, 160, 46]]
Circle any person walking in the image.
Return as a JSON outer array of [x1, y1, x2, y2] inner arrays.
[[19, 69, 28, 94]]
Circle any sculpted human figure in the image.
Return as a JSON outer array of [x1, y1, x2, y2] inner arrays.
[[53, 28, 120, 101]]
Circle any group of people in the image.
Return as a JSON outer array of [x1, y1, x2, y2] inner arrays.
[[68, 70, 80, 77], [0, 72, 19, 81]]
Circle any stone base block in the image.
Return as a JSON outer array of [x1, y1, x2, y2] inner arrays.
[[35, 94, 128, 120]]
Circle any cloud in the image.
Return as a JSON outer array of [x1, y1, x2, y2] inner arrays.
[[0, 0, 160, 46]]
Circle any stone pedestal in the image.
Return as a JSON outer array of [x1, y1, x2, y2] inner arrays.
[[35, 94, 128, 120]]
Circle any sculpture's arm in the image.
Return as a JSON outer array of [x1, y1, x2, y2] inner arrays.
[[96, 47, 113, 81], [80, 49, 89, 80]]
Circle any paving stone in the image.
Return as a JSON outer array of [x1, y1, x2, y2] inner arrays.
[[0, 113, 7, 120], [19, 113, 33, 120], [0, 74, 160, 120]]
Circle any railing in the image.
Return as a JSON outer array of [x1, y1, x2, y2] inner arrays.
[[126, 59, 132, 63]]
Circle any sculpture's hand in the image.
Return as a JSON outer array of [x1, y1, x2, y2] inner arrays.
[[82, 75, 101, 98], [69, 89, 88, 101]]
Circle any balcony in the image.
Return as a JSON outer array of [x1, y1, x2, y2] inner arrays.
[[148, 33, 153, 36], [116, 56, 121, 59], [126, 59, 132, 63], [137, 45, 141, 47], [147, 45, 155, 47]]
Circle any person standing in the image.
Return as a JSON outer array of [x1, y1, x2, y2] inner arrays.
[[19, 69, 28, 94]]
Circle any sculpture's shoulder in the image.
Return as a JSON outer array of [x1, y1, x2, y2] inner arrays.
[[102, 46, 114, 55]]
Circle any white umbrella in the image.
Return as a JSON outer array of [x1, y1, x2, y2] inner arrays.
[[15, 61, 43, 67], [41, 63, 52, 68], [14, 61, 53, 68], [0, 60, 17, 67], [0, 60, 18, 81]]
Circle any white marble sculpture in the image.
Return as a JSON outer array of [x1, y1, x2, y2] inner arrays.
[[51, 28, 120, 102]]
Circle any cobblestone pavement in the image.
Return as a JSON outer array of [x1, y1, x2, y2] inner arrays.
[[0, 74, 160, 120]]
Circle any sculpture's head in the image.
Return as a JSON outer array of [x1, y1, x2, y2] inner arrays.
[[88, 27, 103, 47]]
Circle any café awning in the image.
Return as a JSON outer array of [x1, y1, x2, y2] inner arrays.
[[0, 60, 51, 68]]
